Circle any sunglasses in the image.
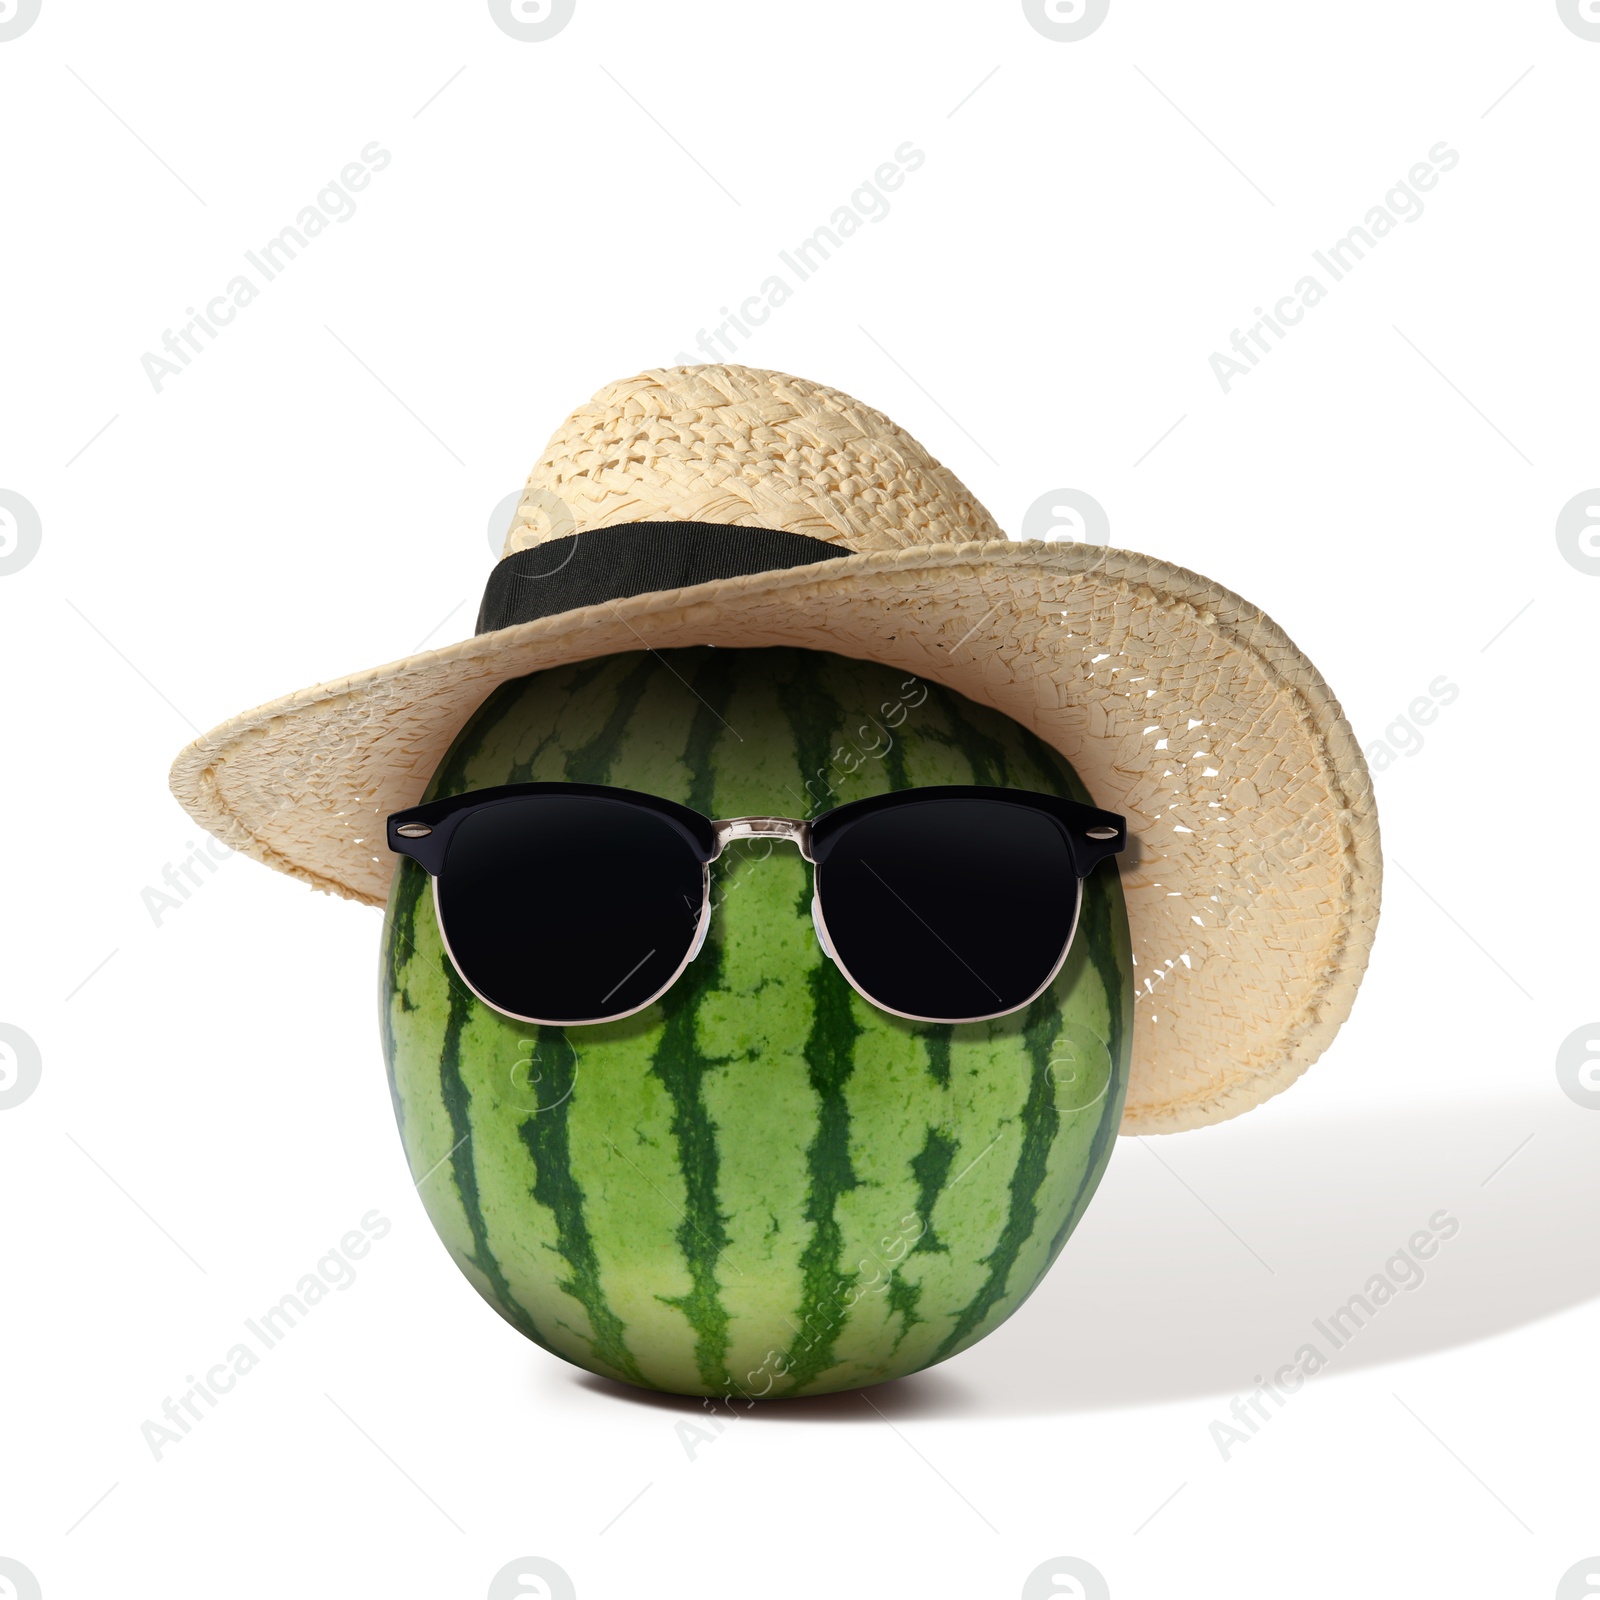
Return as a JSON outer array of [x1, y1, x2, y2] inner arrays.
[[386, 782, 1125, 1027]]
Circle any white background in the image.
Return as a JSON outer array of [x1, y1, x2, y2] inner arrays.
[[2, 2, 1597, 1597]]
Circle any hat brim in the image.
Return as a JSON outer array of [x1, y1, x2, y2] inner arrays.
[[169, 536, 1381, 1135]]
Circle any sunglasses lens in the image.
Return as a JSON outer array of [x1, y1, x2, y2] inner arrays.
[[815, 798, 1080, 1021], [435, 796, 705, 1023]]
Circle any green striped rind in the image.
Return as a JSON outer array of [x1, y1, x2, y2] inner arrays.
[[381, 647, 1132, 1397]]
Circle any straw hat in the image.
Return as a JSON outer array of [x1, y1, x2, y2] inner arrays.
[[169, 364, 1380, 1134]]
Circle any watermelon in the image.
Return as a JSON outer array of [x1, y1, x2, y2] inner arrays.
[[380, 646, 1132, 1397]]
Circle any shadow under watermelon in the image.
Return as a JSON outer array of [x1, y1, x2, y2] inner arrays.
[[924, 1088, 1597, 1416]]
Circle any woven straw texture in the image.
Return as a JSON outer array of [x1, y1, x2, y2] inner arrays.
[[169, 365, 1381, 1134]]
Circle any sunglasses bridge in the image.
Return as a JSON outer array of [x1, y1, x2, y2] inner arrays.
[[711, 816, 815, 863]]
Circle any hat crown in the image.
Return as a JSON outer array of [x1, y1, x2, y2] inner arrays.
[[499, 365, 1003, 561]]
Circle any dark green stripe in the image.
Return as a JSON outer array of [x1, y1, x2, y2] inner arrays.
[[932, 989, 1064, 1361], [885, 1270, 922, 1354], [771, 654, 865, 1392], [505, 727, 560, 785], [650, 648, 739, 1395], [1011, 718, 1130, 1274], [920, 1023, 952, 1089], [563, 654, 628, 699], [1075, 870, 1130, 1132], [651, 976, 734, 1395], [380, 859, 431, 1140], [1040, 877, 1131, 1270], [431, 949, 557, 1355], [563, 654, 660, 786], [778, 960, 863, 1393], [518, 1026, 648, 1385], [998, 722, 1129, 1279], [908, 1127, 955, 1255], [1041, 1079, 1123, 1277], [384, 860, 429, 1001], [682, 648, 733, 816], [925, 683, 1011, 786], [778, 648, 848, 816], [881, 690, 911, 792]]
